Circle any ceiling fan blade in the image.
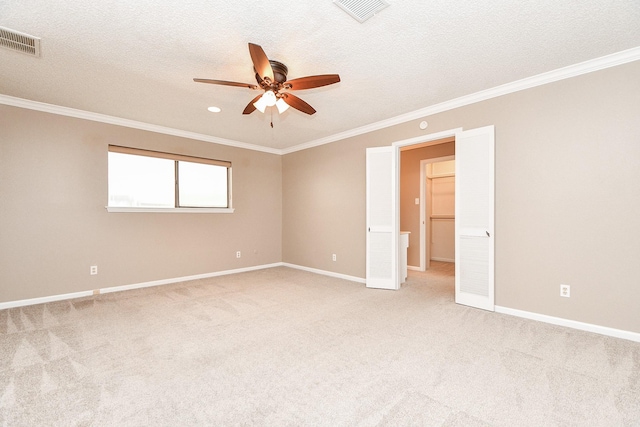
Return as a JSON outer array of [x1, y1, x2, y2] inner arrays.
[[282, 93, 316, 115], [242, 94, 264, 115], [248, 43, 274, 82], [285, 74, 341, 90], [193, 78, 258, 89]]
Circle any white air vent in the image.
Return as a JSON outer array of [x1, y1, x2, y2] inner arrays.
[[0, 27, 41, 57], [334, 0, 389, 23]]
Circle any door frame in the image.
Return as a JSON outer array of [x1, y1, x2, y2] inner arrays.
[[393, 128, 462, 272]]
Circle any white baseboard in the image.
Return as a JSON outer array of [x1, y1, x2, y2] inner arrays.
[[407, 266, 421, 271], [0, 290, 95, 310], [0, 263, 284, 310], [282, 263, 366, 284], [99, 263, 284, 294], [495, 305, 640, 343]]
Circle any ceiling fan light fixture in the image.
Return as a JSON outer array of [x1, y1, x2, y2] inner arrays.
[[276, 98, 290, 113], [263, 90, 277, 107], [253, 94, 268, 113], [254, 90, 278, 113]]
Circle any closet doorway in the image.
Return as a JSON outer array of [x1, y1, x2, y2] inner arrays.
[[421, 157, 455, 270], [399, 136, 455, 272], [369, 126, 494, 310]]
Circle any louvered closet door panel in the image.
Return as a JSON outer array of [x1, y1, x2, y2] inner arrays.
[[366, 147, 397, 289], [368, 232, 393, 280], [455, 126, 495, 311], [459, 235, 489, 296]]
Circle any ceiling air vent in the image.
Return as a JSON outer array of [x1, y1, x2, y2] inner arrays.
[[0, 26, 41, 57], [334, 0, 390, 23]]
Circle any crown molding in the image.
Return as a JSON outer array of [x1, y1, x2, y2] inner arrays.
[[2, 46, 639, 156], [282, 46, 640, 154], [0, 94, 282, 155]]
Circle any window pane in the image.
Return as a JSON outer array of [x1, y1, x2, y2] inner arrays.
[[108, 152, 175, 207], [178, 161, 228, 208]]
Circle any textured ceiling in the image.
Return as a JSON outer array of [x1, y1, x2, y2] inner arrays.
[[1, 1, 640, 151]]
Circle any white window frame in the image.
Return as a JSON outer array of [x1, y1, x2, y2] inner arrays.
[[106, 145, 234, 214]]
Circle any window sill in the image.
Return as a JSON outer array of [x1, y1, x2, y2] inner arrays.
[[106, 207, 234, 214]]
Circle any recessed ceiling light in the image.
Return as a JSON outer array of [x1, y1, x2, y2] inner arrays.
[[207, 106, 221, 113]]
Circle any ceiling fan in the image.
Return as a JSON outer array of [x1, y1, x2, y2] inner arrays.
[[194, 43, 340, 116]]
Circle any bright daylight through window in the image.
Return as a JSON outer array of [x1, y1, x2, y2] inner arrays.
[[107, 145, 231, 212]]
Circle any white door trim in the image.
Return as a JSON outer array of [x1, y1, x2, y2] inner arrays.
[[395, 128, 461, 272], [393, 128, 463, 150]]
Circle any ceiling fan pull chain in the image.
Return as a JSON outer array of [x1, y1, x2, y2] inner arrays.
[[270, 109, 274, 128]]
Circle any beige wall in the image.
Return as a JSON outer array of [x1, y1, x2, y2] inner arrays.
[[282, 139, 367, 277], [282, 60, 640, 333], [0, 106, 282, 302], [400, 142, 455, 267]]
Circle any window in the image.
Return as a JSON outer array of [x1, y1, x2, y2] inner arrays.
[[107, 145, 232, 212]]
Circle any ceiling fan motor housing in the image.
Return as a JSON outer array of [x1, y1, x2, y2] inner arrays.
[[255, 60, 288, 84]]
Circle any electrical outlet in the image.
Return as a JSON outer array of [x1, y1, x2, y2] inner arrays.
[[236, 251, 241, 258], [560, 284, 570, 298], [332, 254, 337, 262], [90, 265, 98, 275]]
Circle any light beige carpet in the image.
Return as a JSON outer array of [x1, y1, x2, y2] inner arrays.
[[1, 263, 639, 426]]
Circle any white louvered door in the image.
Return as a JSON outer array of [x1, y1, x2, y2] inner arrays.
[[455, 126, 495, 311], [366, 146, 398, 290]]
